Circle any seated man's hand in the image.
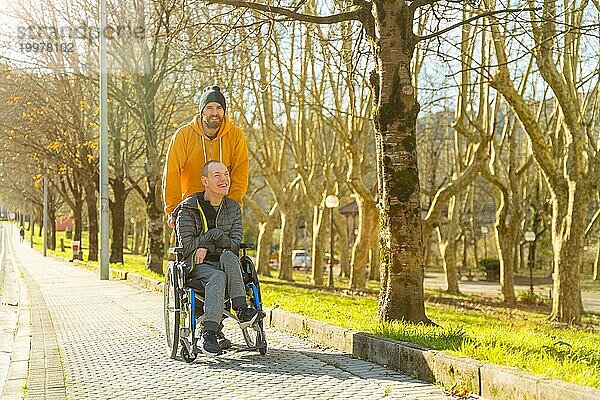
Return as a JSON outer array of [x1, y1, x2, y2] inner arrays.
[[195, 248, 208, 264]]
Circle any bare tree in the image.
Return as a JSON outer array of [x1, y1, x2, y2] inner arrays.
[[486, 0, 599, 323]]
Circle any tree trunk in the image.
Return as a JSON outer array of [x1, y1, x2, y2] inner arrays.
[[436, 226, 460, 295], [277, 209, 297, 281], [496, 224, 517, 304], [84, 182, 98, 261], [73, 200, 83, 243], [373, 1, 429, 323], [491, 184, 518, 304], [109, 177, 126, 263], [369, 234, 380, 281], [311, 205, 325, 286], [334, 212, 350, 278], [145, 172, 164, 275], [132, 220, 141, 255], [593, 242, 600, 281], [551, 193, 585, 323], [256, 204, 278, 277], [351, 197, 377, 289], [48, 194, 56, 250], [141, 221, 147, 255], [123, 218, 130, 251]]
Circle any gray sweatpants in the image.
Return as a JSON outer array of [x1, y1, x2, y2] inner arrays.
[[186, 250, 247, 332]]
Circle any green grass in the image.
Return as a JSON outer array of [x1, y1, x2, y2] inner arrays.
[[23, 223, 600, 389], [26, 225, 164, 282], [260, 279, 600, 389]]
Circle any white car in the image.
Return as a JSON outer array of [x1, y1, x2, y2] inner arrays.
[[292, 250, 311, 271]]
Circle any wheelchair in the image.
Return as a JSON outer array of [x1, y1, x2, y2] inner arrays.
[[163, 243, 267, 362]]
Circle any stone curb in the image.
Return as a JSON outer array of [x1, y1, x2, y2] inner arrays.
[[265, 308, 600, 400], [36, 251, 600, 400], [1, 231, 31, 400]]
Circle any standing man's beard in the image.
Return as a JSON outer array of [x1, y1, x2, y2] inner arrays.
[[204, 115, 223, 130]]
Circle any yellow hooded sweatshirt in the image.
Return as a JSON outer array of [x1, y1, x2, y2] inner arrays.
[[162, 114, 249, 216]]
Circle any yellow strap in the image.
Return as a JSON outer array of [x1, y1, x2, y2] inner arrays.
[[196, 199, 209, 233]]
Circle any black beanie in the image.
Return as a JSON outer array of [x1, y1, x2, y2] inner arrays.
[[198, 85, 226, 113]]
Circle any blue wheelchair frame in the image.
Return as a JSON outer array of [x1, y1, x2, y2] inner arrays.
[[164, 243, 267, 362]]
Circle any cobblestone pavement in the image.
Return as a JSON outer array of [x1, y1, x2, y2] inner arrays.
[[2, 230, 459, 400]]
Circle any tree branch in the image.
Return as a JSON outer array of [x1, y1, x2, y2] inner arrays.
[[205, 0, 363, 24], [417, 7, 539, 42]]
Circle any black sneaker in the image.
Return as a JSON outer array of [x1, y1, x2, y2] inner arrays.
[[216, 329, 232, 350], [236, 306, 266, 328], [200, 330, 222, 357]]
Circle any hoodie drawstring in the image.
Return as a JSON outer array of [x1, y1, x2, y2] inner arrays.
[[201, 134, 223, 163], [201, 136, 207, 161]]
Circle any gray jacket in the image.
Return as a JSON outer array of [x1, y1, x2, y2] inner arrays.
[[173, 191, 242, 274]]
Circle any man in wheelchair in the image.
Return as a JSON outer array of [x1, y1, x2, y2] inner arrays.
[[172, 160, 265, 356]]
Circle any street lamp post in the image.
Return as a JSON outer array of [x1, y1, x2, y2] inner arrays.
[[99, 0, 109, 280], [524, 230, 536, 294], [43, 168, 48, 257], [325, 195, 339, 288], [480, 226, 489, 259]]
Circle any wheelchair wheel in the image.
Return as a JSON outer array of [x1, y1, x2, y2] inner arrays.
[[243, 281, 268, 355], [180, 344, 197, 363], [242, 322, 267, 355], [164, 262, 180, 359]]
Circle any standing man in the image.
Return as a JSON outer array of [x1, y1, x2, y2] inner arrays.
[[163, 85, 249, 349], [163, 85, 249, 227]]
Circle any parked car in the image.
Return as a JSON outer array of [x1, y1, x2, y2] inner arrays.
[[292, 250, 311, 271]]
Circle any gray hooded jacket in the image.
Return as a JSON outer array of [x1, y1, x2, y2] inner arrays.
[[173, 191, 242, 275]]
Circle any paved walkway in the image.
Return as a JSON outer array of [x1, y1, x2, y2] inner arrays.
[[0, 225, 459, 400], [424, 271, 600, 314]]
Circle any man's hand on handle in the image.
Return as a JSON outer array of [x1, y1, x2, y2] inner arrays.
[[167, 214, 175, 229]]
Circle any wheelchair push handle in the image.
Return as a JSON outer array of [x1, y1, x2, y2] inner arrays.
[[169, 246, 184, 254], [239, 242, 254, 257]]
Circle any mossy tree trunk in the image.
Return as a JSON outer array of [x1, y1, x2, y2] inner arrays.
[[372, 1, 429, 323], [203, 0, 431, 323]]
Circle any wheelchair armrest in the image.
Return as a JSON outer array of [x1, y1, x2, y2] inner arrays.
[[239, 242, 254, 250]]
